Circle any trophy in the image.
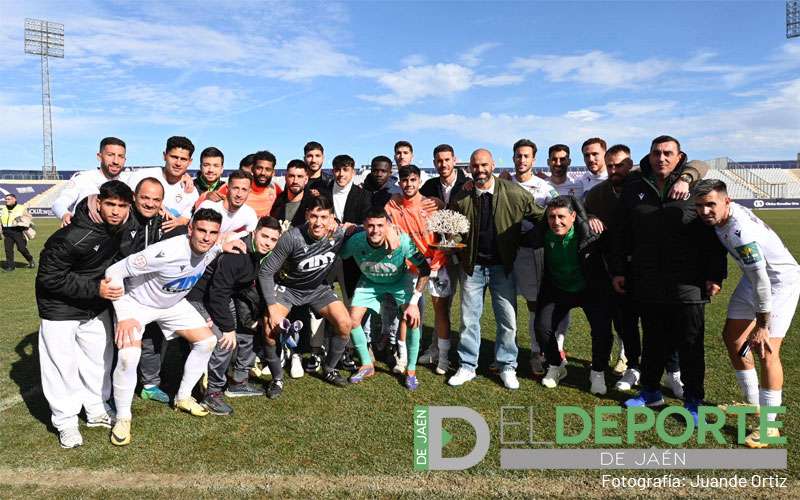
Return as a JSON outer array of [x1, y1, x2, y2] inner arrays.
[[427, 209, 469, 249]]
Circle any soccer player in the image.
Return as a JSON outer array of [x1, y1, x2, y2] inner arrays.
[[52, 137, 127, 226], [343, 207, 430, 389], [105, 208, 242, 446], [271, 160, 319, 228], [36, 180, 133, 448], [508, 139, 561, 375], [546, 144, 583, 197], [361, 155, 400, 208], [578, 138, 609, 195], [194, 146, 226, 194], [190, 216, 283, 415], [304, 141, 333, 193], [257, 196, 355, 398], [125, 136, 199, 232], [694, 180, 799, 447], [198, 170, 258, 241], [385, 165, 448, 374]]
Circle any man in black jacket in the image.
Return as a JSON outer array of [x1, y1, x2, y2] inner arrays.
[[532, 196, 613, 395], [611, 135, 726, 422], [36, 180, 133, 449], [362, 155, 400, 208], [271, 160, 326, 228], [187, 216, 282, 415]]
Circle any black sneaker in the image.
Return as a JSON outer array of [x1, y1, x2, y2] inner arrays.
[[266, 379, 284, 399], [201, 392, 233, 416], [224, 381, 266, 398], [321, 369, 348, 387], [338, 350, 357, 373], [303, 354, 322, 373]]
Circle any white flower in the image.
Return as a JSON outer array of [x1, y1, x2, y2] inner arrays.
[[427, 209, 470, 235]]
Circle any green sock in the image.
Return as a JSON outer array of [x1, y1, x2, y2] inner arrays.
[[407, 327, 421, 372], [350, 325, 372, 366]]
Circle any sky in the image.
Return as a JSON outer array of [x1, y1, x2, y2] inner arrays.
[[1, 0, 799, 171]]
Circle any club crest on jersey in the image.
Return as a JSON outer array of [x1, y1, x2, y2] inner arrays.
[[133, 255, 147, 269], [175, 193, 183, 203], [162, 272, 202, 293], [298, 251, 336, 272]]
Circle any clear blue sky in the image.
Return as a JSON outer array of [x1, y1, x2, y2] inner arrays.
[[1, 0, 798, 171]]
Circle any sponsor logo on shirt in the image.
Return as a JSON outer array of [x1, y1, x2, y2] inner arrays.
[[735, 242, 763, 265], [359, 261, 399, 275], [162, 272, 203, 293], [298, 251, 337, 272]]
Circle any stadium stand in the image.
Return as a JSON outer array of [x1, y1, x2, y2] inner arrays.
[[0, 181, 61, 206]]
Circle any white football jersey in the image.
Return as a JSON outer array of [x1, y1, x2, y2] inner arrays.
[[548, 176, 584, 198], [197, 199, 258, 235], [126, 167, 198, 219], [513, 174, 559, 206], [52, 168, 128, 219], [106, 236, 221, 309], [716, 202, 799, 285], [578, 169, 608, 196]]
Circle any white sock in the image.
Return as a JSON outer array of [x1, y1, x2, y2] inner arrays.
[[143, 384, 156, 389], [528, 315, 540, 352], [113, 347, 141, 420], [397, 340, 407, 362], [759, 388, 782, 422], [556, 333, 565, 351], [176, 337, 217, 401], [735, 369, 759, 406], [437, 338, 450, 364]]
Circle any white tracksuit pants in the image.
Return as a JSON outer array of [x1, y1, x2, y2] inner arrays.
[[38, 310, 113, 431]]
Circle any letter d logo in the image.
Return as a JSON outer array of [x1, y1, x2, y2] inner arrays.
[[414, 406, 490, 470]]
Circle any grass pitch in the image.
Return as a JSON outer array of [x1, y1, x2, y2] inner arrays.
[[0, 212, 798, 498]]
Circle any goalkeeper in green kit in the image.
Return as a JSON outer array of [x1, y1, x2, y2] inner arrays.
[[341, 207, 430, 390]]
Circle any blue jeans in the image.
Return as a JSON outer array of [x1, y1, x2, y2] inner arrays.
[[457, 265, 518, 372]]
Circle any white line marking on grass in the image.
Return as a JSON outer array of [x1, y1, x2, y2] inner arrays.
[[0, 386, 41, 412]]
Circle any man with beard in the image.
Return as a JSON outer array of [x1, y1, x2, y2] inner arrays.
[[198, 170, 258, 241], [578, 138, 609, 196], [507, 139, 561, 376], [36, 180, 133, 448], [612, 136, 726, 424], [245, 150, 282, 217], [418, 144, 470, 373], [53, 137, 128, 227], [189, 216, 283, 415], [448, 149, 545, 389], [304, 141, 333, 193], [258, 196, 357, 397], [194, 147, 226, 194], [587, 145, 708, 394], [271, 160, 320, 227], [546, 145, 584, 198]]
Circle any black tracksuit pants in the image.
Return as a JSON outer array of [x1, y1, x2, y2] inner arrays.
[[3, 227, 33, 267], [639, 302, 705, 402]]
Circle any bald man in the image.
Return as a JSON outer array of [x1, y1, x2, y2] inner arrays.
[[447, 149, 545, 389]]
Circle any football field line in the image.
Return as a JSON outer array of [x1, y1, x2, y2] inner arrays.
[[0, 386, 40, 413]]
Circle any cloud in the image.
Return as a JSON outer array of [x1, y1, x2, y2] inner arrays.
[[359, 63, 522, 106], [391, 78, 800, 160], [460, 43, 500, 67], [511, 50, 666, 88], [401, 54, 427, 66]]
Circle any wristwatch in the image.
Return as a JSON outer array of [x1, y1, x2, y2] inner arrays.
[[678, 173, 692, 184]]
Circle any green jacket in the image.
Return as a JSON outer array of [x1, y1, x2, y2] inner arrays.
[[448, 177, 545, 276]]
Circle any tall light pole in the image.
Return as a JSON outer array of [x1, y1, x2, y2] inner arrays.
[[24, 18, 64, 180], [789, 1, 800, 39]]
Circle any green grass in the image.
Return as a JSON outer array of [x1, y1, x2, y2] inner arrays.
[[1, 213, 798, 497]]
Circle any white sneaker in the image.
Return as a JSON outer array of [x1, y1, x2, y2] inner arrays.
[[541, 363, 567, 388], [435, 357, 450, 375], [289, 353, 304, 379], [499, 369, 520, 390], [86, 412, 115, 429], [59, 427, 83, 449], [448, 367, 476, 386], [663, 371, 684, 399], [392, 351, 407, 374], [530, 352, 545, 376], [614, 368, 640, 391], [590, 370, 607, 395]]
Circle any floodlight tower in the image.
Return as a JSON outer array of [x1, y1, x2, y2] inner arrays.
[[789, 1, 800, 39], [24, 19, 64, 180]]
